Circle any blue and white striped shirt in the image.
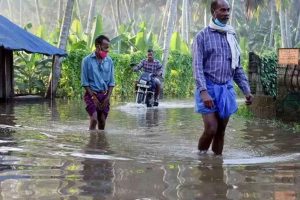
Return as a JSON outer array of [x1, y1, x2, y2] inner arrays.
[[192, 27, 250, 95]]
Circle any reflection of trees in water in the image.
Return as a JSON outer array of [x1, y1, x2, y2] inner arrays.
[[241, 120, 300, 155], [80, 132, 115, 199]]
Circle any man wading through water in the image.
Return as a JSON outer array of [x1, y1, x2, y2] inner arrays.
[[192, 0, 253, 155], [81, 35, 115, 130]]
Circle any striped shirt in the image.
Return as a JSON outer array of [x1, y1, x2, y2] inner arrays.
[[134, 59, 163, 77], [192, 27, 250, 95]]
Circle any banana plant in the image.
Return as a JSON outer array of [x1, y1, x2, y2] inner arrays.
[[170, 32, 190, 54], [14, 52, 52, 94]]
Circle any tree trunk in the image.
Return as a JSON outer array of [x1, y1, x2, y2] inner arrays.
[[284, 7, 292, 47], [85, 0, 96, 34], [162, 0, 177, 78], [123, 0, 131, 22], [204, 7, 207, 27], [159, 0, 171, 45], [123, 0, 135, 34], [57, 0, 64, 27], [229, 0, 235, 25], [75, 0, 82, 25], [279, 3, 287, 48], [181, 0, 189, 43], [19, 0, 22, 26], [269, 0, 276, 48], [110, 0, 119, 35], [294, 13, 300, 45], [116, 0, 122, 27], [131, 0, 135, 32], [46, 0, 75, 99], [7, 0, 12, 19], [35, 0, 42, 25]]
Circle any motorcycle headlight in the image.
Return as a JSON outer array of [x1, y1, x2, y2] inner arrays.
[[139, 80, 147, 85]]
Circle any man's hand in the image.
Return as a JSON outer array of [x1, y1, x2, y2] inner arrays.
[[100, 96, 110, 110], [200, 90, 214, 109], [92, 94, 101, 109], [245, 94, 254, 105], [133, 66, 139, 72]]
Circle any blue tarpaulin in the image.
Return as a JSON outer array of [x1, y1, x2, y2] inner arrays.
[[0, 15, 67, 56]]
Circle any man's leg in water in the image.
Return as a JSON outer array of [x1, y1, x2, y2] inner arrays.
[[89, 112, 98, 130], [212, 116, 229, 155], [198, 113, 218, 152], [97, 111, 106, 130]]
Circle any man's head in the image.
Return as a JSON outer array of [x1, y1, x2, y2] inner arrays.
[[147, 49, 154, 62], [211, 0, 230, 25], [95, 35, 110, 59]]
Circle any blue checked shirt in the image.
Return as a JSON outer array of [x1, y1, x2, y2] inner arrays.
[[192, 27, 251, 95], [81, 52, 115, 92], [134, 59, 163, 77]]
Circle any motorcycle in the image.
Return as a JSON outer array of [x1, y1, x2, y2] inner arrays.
[[135, 72, 158, 107]]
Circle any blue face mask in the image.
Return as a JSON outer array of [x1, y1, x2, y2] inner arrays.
[[213, 18, 226, 27]]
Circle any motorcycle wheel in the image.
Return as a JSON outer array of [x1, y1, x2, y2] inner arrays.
[[137, 92, 144, 104], [145, 93, 153, 107]]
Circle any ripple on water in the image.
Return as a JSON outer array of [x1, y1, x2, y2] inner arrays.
[[223, 153, 300, 165], [70, 152, 131, 161]]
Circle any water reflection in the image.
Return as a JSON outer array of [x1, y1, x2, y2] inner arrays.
[[80, 132, 115, 199], [0, 102, 16, 127], [0, 100, 299, 199], [137, 108, 160, 127]]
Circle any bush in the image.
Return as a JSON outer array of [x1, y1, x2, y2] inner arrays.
[[58, 49, 194, 100]]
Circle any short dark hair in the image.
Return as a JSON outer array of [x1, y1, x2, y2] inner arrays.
[[95, 35, 110, 46], [147, 49, 153, 53], [211, 0, 219, 15]]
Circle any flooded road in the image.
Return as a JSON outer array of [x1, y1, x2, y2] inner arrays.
[[0, 99, 299, 200]]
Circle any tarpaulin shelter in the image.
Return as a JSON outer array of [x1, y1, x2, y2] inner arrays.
[[0, 15, 67, 100]]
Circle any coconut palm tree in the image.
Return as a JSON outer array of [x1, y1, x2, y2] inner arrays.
[[159, 0, 170, 44], [35, 0, 42, 25], [85, 0, 96, 35], [181, 0, 190, 43], [162, 0, 177, 78], [46, 0, 75, 98]]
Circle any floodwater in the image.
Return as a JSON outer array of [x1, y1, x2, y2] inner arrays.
[[0, 99, 300, 200]]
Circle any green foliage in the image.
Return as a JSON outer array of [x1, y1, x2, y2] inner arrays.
[[170, 32, 190, 54], [57, 46, 194, 99], [259, 51, 277, 97], [14, 52, 52, 95], [110, 52, 145, 100], [110, 21, 160, 54], [236, 104, 254, 118], [88, 15, 103, 49], [58, 41, 90, 98], [164, 51, 193, 98]]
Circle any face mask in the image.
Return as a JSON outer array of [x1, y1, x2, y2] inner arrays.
[[213, 18, 226, 27], [98, 51, 108, 59]]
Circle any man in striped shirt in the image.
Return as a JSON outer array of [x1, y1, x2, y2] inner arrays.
[[192, 0, 253, 155], [134, 49, 163, 104]]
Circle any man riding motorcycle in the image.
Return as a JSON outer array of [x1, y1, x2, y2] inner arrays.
[[133, 49, 163, 106]]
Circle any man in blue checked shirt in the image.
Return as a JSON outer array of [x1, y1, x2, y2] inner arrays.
[[192, 0, 253, 155], [133, 49, 163, 104]]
